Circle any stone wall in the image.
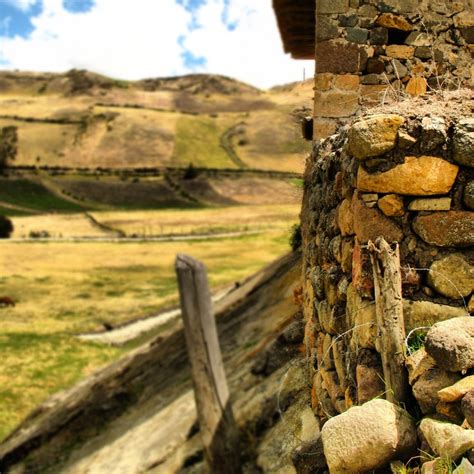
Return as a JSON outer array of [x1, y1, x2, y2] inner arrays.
[[300, 95, 473, 435], [312, 0, 473, 139]]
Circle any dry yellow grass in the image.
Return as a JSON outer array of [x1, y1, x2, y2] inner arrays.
[[0, 230, 296, 440], [90, 204, 300, 237]]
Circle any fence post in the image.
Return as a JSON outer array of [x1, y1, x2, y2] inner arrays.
[[175, 254, 241, 474], [368, 237, 408, 404]]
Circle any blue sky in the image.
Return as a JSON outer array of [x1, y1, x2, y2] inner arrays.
[[0, 0, 313, 88]]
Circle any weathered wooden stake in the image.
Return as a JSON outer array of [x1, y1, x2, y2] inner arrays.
[[176, 254, 241, 474], [368, 237, 408, 404]]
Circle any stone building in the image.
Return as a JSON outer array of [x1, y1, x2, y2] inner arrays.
[[274, 0, 473, 139], [273, 1, 474, 471]]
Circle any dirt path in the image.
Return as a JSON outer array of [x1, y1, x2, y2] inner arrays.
[[0, 200, 41, 214], [77, 285, 235, 345], [220, 122, 248, 169]]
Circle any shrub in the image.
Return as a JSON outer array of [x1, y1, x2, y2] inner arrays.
[[289, 224, 302, 251], [183, 162, 199, 180], [0, 215, 13, 238]]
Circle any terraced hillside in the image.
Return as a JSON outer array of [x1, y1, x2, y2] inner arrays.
[[0, 70, 312, 173]]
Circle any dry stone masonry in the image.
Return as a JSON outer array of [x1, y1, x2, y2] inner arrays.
[[312, 0, 473, 139], [298, 97, 474, 471]]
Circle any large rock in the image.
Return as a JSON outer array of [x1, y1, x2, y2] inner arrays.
[[352, 192, 403, 243], [321, 399, 417, 472], [425, 317, 474, 372], [453, 118, 474, 168], [427, 255, 474, 299], [403, 300, 467, 333], [439, 376, 474, 403], [412, 368, 461, 414], [420, 418, 474, 460], [357, 156, 459, 195], [413, 211, 474, 247], [348, 114, 405, 159]]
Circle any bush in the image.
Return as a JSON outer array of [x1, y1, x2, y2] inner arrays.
[[289, 224, 302, 251], [0, 215, 13, 238], [183, 162, 199, 180]]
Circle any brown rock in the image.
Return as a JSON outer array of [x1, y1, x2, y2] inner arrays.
[[360, 85, 389, 105], [352, 192, 404, 243], [439, 376, 474, 403], [375, 13, 412, 31], [313, 118, 337, 140], [462, 389, 474, 427], [348, 114, 405, 159], [403, 300, 468, 333], [357, 364, 385, 405], [427, 254, 474, 299], [352, 239, 375, 298], [413, 211, 474, 247], [357, 156, 459, 195], [405, 348, 436, 385], [378, 194, 405, 216], [321, 369, 343, 407], [316, 40, 368, 74], [314, 73, 334, 91], [341, 239, 354, 273], [412, 368, 461, 414], [436, 401, 464, 424], [334, 74, 359, 91], [346, 284, 377, 349], [336, 198, 354, 236], [408, 197, 451, 211], [333, 340, 347, 391], [322, 333, 335, 370], [386, 45, 415, 59], [406, 76, 428, 96], [425, 317, 474, 372], [314, 90, 359, 118]]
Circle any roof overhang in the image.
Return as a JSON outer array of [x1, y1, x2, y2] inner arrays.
[[273, 0, 315, 60]]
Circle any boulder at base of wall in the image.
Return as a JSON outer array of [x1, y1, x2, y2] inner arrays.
[[321, 399, 417, 472], [420, 418, 474, 460], [425, 317, 474, 372]]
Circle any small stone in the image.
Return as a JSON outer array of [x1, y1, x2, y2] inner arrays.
[[366, 58, 385, 74], [333, 340, 347, 391], [316, 40, 368, 74], [425, 317, 474, 372], [346, 27, 369, 43], [321, 368, 343, 406], [439, 376, 474, 403], [357, 156, 459, 196], [348, 114, 405, 160], [398, 131, 417, 149], [339, 14, 358, 27], [406, 348, 436, 385], [436, 401, 464, 425], [453, 458, 474, 474], [322, 333, 335, 370], [378, 194, 405, 217], [427, 254, 474, 300], [369, 27, 389, 45], [412, 368, 461, 414], [375, 13, 412, 31], [386, 45, 415, 59], [346, 284, 376, 349], [361, 193, 378, 203], [314, 90, 359, 118], [408, 197, 451, 211], [462, 389, 474, 427], [317, 16, 340, 41], [413, 212, 474, 247], [352, 192, 403, 243], [392, 59, 408, 78], [319, 0, 350, 14], [351, 239, 374, 298], [421, 459, 446, 474], [341, 239, 354, 273], [405, 31, 431, 46], [291, 436, 328, 474], [361, 74, 380, 85], [464, 182, 474, 210], [420, 116, 447, 152], [321, 399, 417, 472], [415, 46, 432, 59], [336, 198, 354, 236], [453, 118, 474, 168], [406, 76, 428, 96], [357, 363, 385, 405], [403, 300, 467, 333], [420, 418, 474, 460], [314, 73, 334, 91], [334, 74, 359, 91]]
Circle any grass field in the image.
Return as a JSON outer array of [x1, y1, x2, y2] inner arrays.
[[0, 228, 297, 441]]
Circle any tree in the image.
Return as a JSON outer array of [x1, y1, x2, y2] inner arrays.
[[0, 215, 13, 238], [0, 126, 18, 170]]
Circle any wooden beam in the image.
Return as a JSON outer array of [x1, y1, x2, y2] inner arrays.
[[176, 254, 241, 474]]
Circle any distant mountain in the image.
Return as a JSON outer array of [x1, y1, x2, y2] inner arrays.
[[0, 70, 313, 172]]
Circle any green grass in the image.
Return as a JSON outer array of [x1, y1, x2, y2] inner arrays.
[[172, 116, 237, 168], [0, 179, 85, 213]]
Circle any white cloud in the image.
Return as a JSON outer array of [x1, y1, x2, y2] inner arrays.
[[0, 0, 314, 89]]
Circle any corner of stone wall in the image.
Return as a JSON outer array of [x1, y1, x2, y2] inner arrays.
[[301, 91, 474, 425]]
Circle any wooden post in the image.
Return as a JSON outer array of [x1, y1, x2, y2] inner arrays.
[[368, 238, 408, 404], [175, 254, 241, 474]]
